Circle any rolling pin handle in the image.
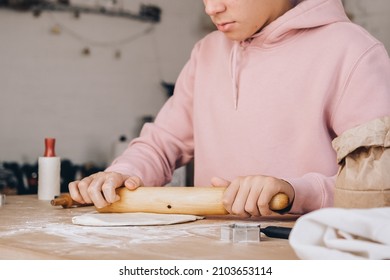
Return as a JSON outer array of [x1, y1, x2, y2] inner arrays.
[[269, 192, 290, 212]]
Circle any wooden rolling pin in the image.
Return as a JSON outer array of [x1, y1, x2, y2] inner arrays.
[[97, 187, 290, 215]]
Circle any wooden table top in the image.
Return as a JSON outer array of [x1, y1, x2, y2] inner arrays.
[[0, 195, 299, 260]]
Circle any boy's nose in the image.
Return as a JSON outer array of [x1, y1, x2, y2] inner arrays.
[[204, 0, 226, 16]]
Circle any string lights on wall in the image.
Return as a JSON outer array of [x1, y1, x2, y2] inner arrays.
[[46, 12, 156, 59]]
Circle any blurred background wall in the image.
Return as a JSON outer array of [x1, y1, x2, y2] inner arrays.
[[0, 0, 211, 167]]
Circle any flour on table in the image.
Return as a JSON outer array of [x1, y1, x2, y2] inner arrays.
[[72, 212, 204, 226]]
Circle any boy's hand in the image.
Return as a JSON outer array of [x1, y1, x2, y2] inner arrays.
[[68, 172, 143, 208], [211, 175, 294, 217]]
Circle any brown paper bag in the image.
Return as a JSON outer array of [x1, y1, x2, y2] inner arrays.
[[332, 116, 390, 208]]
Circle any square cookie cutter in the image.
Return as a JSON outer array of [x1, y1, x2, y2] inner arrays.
[[221, 223, 260, 243]]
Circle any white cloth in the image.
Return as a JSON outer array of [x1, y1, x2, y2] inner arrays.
[[289, 207, 390, 259]]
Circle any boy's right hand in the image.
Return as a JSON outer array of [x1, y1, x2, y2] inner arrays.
[[68, 172, 143, 209]]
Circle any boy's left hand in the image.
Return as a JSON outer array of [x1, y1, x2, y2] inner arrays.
[[211, 175, 295, 217]]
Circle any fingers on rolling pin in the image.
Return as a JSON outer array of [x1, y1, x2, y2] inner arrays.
[[269, 193, 290, 211]]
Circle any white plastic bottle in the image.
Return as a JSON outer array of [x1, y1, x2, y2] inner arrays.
[[38, 138, 61, 200]]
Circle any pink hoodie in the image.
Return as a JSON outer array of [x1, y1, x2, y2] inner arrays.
[[106, 0, 390, 214]]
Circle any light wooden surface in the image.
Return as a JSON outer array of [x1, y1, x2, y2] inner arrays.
[[0, 195, 299, 260]]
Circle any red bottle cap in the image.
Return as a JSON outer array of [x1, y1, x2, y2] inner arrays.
[[44, 138, 56, 157]]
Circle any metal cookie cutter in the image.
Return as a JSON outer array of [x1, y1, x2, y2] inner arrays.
[[220, 223, 292, 243], [221, 223, 261, 243]]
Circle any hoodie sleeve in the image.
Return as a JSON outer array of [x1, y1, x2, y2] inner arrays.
[[287, 43, 390, 214], [285, 174, 336, 214], [105, 44, 200, 186], [331, 43, 390, 134]]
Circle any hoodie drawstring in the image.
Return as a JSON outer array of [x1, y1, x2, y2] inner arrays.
[[230, 39, 252, 110], [230, 42, 240, 110]]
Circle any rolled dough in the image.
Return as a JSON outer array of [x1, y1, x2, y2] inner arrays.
[[72, 212, 204, 226]]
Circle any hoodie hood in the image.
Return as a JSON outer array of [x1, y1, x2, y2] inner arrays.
[[229, 0, 350, 109], [260, 0, 350, 46]]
